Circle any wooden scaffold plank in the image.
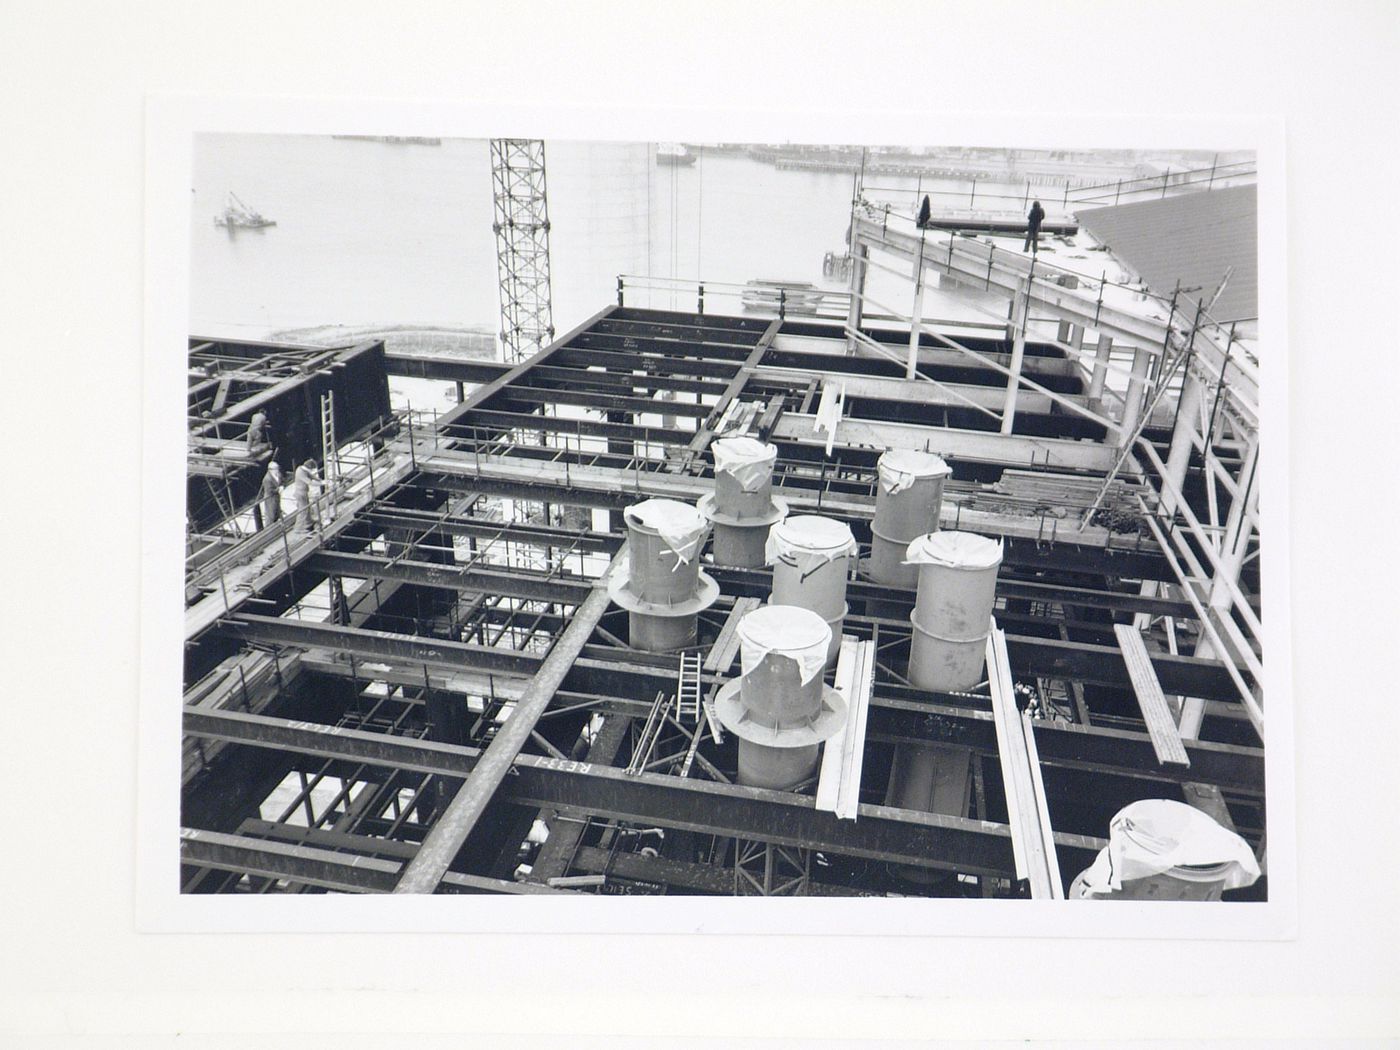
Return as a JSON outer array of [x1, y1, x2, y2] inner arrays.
[[1114, 623, 1191, 768], [817, 636, 875, 819], [704, 596, 761, 674], [986, 620, 1064, 899]]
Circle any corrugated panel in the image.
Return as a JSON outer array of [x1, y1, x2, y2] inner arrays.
[[1076, 185, 1257, 323]]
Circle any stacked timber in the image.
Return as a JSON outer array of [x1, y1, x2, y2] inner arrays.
[[985, 470, 1153, 531]]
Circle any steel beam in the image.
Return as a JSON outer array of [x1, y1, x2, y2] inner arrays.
[[566, 845, 870, 897], [554, 344, 743, 378], [216, 614, 541, 676], [865, 695, 1263, 794], [285, 643, 1261, 791], [179, 827, 565, 894], [502, 757, 1104, 876], [360, 509, 622, 555], [687, 318, 781, 458], [494, 385, 715, 418], [180, 706, 1104, 876], [436, 303, 618, 431], [705, 563, 1194, 620], [771, 413, 1105, 472], [418, 450, 1144, 555], [763, 368, 1059, 414], [394, 554, 624, 893], [526, 363, 733, 399], [385, 353, 513, 385], [443, 408, 695, 448], [528, 712, 634, 883], [184, 707, 484, 776], [307, 550, 595, 605]]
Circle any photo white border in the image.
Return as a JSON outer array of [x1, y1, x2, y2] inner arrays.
[[140, 94, 1293, 940]]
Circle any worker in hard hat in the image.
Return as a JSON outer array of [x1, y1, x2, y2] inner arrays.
[[254, 460, 283, 531], [292, 458, 321, 531]]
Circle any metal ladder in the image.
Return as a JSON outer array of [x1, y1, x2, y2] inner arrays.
[[319, 391, 338, 485], [676, 652, 703, 723], [626, 692, 671, 776]]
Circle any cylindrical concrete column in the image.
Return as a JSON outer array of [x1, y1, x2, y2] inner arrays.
[[713, 605, 846, 790], [768, 515, 857, 667], [905, 531, 1002, 692], [868, 449, 951, 588], [699, 437, 787, 568], [607, 498, 719, 651], [1069, 799, 1261, 901]]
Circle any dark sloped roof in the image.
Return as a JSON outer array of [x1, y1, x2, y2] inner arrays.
[[1076, 184, 1257, 323]]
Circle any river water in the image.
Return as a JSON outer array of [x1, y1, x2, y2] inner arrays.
[[190, 135, 1078, 343]]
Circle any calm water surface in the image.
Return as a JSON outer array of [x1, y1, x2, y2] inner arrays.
[[190, 135, 1065, 341]]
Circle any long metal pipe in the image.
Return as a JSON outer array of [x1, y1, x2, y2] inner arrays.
[[394, 549, 625, 893], [1134, 499, 1264, 738]]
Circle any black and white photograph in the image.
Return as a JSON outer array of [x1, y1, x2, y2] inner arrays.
[[8, 3, 1398, 1045], [172, 131, 1273, 907]]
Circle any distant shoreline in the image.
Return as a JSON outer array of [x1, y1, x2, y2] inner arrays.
[[271, 322, 497, 357]]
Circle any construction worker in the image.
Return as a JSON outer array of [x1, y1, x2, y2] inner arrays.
[[292, 458, 321, 531], [1023, 200, 1046, 253], [253, 460, 283, 531], [246, 410, 271, 454]]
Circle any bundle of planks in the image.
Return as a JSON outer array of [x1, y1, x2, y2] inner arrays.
[[989, 469, 1152, 529]]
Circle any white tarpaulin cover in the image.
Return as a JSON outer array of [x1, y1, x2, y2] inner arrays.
[[737, 604, 830, 686], [904, 530, 1003, 569], [766, 515, 858, 574], [626, 498, 709, 566], [712, 437, 777, 493], [1077, 799, 1262, 894], [877, 448, 951, 494]]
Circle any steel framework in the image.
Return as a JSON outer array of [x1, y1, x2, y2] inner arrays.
[[489, 139, 554, 364], [178, 281, 1267, 900]]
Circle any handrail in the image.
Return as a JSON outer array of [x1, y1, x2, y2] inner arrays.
[[1134, 497, 1264, 741], [184, 411, 409, 584], [840, 324, 1002, 423], [855, 286, 1125, 436], [859, 159, 1255, 213], [853, 206, 1259, 422], [861, 196, 1260, 357], [1133, 440, 1263, 644]]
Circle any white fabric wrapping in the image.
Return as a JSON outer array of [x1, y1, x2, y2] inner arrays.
[[737, 604, 830, 686], [765, 515, 858, 575], [627, 498, 709, 566], [904, 530, 1003, 569], [877, 448, 950, 494], [1077, 799, 1262, 894], [712, 437, 777, 493]]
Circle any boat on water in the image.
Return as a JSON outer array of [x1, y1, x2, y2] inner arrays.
[[656, 143, 697, 166], [214, 193, 276, 230]]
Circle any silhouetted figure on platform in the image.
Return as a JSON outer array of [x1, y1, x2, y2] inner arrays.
[[246, 409, 271, 453], [1024, 200, 1045, 253], [916, 194, 932, 229]]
